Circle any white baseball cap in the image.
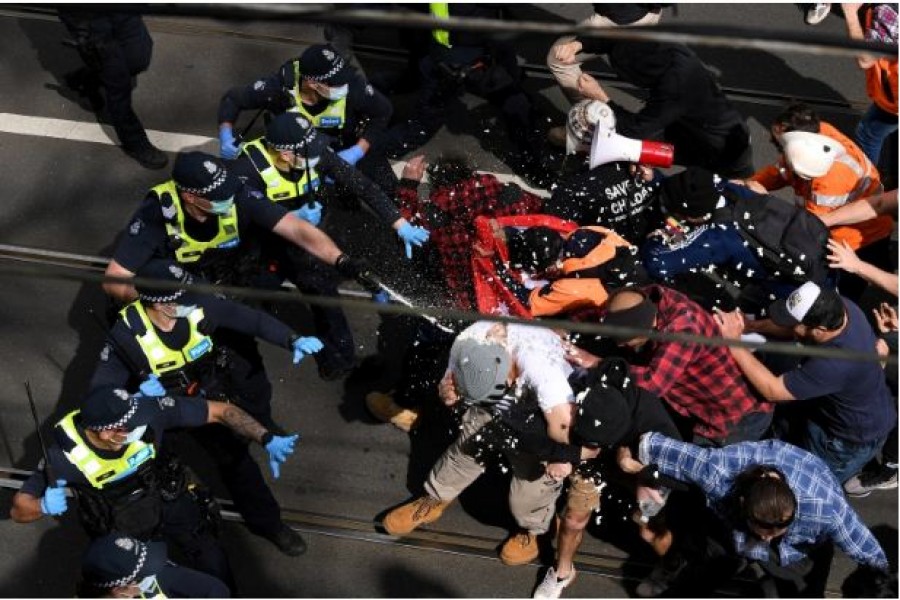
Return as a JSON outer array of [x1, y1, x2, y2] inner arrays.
[[768, 281, 841, 327], [781, 131, 837, 179]]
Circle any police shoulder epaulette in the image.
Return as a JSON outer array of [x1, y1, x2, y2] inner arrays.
[[121, 306, 148, 337]]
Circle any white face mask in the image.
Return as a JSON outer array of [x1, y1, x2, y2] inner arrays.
[[291, 154, 320, 171], [207, 195, 234, 215], [122, 425, 147, 444], [324, 83, 349, 100], [172, 304, 197, 318]]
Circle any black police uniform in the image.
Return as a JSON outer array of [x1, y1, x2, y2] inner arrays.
[[230, 147, 400, 376], [57, 10, 166, 169], [90, 289, 300, 545], [385, 4, 548, 178], [20, 397, 233, 589], [218, 54, 397, 195]]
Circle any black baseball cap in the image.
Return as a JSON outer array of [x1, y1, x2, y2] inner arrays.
[[82, 533, 167, 588], [659, 167, 723, 219], [298, 44, 354, 86], [172, 151, 241, 201], [571, 384, 632, 449]]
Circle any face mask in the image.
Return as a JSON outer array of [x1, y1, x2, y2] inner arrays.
[[324, 84, 349, 100], [207, 196, 234, 215], [137, 575, 159, 595], [172, 304, 197, 318], [291, 154, 320, 171], [122, 425, 147, 444]]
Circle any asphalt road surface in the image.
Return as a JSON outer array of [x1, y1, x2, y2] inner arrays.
[[0, 4, 895, 598]]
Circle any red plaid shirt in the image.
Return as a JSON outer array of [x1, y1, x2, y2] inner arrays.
[[629, 285, 771, 441], [397, 175, 543, 310]]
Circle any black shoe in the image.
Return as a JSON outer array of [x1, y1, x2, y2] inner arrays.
[[124, 144, 168, 170], [264, 524, 307, 556]]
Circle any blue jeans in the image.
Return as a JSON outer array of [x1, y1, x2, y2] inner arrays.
[[800, 420, 886, 484], [855, 103, 899, 165]]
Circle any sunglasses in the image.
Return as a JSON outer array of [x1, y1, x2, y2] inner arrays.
[[748, 513, 795, 531]]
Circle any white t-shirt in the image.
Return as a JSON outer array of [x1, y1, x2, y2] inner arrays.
[[452, 321, 574, 412]]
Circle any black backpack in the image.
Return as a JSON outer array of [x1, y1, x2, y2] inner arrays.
[[714, 191, 831, 285]]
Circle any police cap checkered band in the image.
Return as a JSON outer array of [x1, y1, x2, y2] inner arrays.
[[298, 44, 353, 85], [135, 259, 194, 304], [80, 386, 141, 431], [171, 151, 240, 201], [82, 534, 168, 588], [266, 113, 318, 152]]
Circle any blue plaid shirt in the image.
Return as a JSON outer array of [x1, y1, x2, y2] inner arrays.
[[639, 433, 889, 571]]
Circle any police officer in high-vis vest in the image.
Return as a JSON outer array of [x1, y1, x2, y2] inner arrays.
[[218, 43, 398, 196], [11, 385, 299, 592], [103, 151, 377, 384], [230, 112, 430, 378], [78, 532, 230, 598], [91, 259, 320, 556]]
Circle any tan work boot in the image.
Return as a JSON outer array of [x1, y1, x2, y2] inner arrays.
[[382, 495, 452, 536], [365, 391, 420, 433], [547, 125, 567, 148], [499, 530, 539, 565]]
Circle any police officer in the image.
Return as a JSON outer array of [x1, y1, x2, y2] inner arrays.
[[103, 151, 375, 386], [57, 10, 167, 170], [10, 385, 299, 591], [91, 259, 320, 555], [218, 43, 398, 196], [229, 113, 429, 378], [78, 532, 230, 598]]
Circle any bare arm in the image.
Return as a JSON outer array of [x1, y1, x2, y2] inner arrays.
[[819, 190, 898, 227], [272, 213, 343, 266], [828, 239, 899, 297], [10, 492, 43, 523], [546, 403, 574, 445], [841, 3, 878, 68], [103, 259, 138, 303], [207, 401, 269, 444]]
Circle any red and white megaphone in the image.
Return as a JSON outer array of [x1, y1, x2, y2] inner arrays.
[[568, 100, 674, 169]]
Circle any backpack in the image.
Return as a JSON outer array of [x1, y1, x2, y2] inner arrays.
[[714, 191, 831, 285]]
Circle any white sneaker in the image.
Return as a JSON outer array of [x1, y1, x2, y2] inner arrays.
[[534, 566, 577, 598]]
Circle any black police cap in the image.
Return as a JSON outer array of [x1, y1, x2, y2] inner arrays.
[[82, 533, 167, 588], [172, 151, 240, 201], [134, 259, 196, 305], [80, 386, 143, 431], [298, 44, 354, 85]]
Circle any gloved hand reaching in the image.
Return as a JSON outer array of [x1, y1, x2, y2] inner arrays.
[[292, 336, 324, 364], [40, 479, 68, 516], [337, 144, 365, 166], [396, 220, 430, 259], [265, 434, 299, 479], [218, 126, 241, 160], [292, 201, 323, 227], [372, 290, 391, 304], [139, 375, 166, 397]]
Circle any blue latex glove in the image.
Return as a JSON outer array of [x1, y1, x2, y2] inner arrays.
[[219, 127, 241, 160], [292, 201, 323, 227], [372, 290, 391, 304], [40, 480, 68, 516], [292, 336, 324, 364], [139, 375, 166, 397], [396, 220, 431, 259], [265, 434, 299, 479], [337, 144, 365, 166]]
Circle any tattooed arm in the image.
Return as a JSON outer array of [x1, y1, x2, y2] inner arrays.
[[207, 401, 271, 445]]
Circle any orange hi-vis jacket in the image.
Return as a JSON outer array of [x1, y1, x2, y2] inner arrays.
[[750, 122, 891, 250], [472, 214, 633, 318]]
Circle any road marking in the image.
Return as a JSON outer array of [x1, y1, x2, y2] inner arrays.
[[0, 112, 215, 152], [0, 112, 549, 197]]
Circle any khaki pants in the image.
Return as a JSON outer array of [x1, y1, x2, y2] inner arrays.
[[547, 12, 662, 103], [425, 405, 563, 535]]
